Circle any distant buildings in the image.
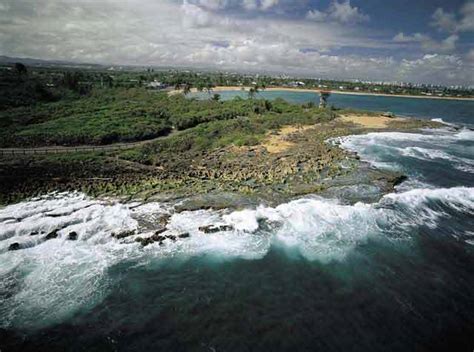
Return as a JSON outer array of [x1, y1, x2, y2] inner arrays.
[[287, 81, 305, 87], [146, 80, 168, 90]]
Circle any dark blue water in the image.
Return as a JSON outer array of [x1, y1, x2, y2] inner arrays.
[[1, 96, 474, 351], [193, 90, 474, 126]]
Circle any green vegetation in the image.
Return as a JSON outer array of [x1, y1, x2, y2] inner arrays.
[[122, 98, 334, 165], [0, 63, 441, 205], [0, 66, 332, 147], [1, 89, 172, 146]]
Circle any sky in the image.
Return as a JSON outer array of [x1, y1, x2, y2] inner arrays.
[[0, 0, 473, 86]]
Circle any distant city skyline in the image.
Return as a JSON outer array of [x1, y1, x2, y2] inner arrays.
[[1, 0, 473, 85]]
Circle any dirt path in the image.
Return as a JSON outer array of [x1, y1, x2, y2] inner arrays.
[[0, 130, 178, 156]]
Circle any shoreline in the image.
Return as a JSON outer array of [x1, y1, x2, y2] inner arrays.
[[0, 113, 442, 206], [175, 86, 474, 101]]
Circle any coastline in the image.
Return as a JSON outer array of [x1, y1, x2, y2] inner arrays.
[[173, 86, 474, 101], [0, 113, 443, 206]]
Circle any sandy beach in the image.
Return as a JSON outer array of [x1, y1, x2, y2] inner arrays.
[[170, 86, 474, 101]]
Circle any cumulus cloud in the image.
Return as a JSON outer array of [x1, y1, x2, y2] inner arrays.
[[307, 0, 369, 24], [431, 8, 458, 33], [306, 9, 327, 22], [466, 48, 474, 62], [431, 1, 474, 33], [393, 32, 459, 53], [188, 0, 278, 11], [398, 54, 468, 84], [182, 1, 214, 28], [0, 0, 471, 85], [260, 0, 279, 11], [393, 32, 430, 43], [458, 1, 474, 32]]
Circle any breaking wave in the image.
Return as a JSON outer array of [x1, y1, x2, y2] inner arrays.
[[1, 184, 473, 329], [1, 125, 473, 330]]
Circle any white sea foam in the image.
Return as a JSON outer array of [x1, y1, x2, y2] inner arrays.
[[2, 124, 474, 330], [339, 128, 474, 182], [431, 118, 458, 127], [2, 184, 474, 329]]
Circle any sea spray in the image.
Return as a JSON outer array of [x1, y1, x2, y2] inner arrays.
[[2, 181, 474, 329]]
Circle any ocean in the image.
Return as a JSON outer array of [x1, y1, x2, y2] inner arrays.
[[193, 89, 474, 127], [0, 92, 473, 351]]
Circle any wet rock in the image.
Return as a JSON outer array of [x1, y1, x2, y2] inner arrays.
[[113, 230, 136, 239], [158, 214, 171, 227], [178, 232, 190, 239], [8, 243, 21, 251], [153, 228, 166, 236], [198, 225, 234, 234], [136, 230, 182, 247], [135, 237, 154, 247], [44, 230, 59, 240], [68, 231, 78, 240], [30, 231, 39, 236], [150, 232, 165, 243]]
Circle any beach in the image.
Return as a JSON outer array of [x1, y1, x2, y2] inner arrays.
[[170, 86, 474, 101]]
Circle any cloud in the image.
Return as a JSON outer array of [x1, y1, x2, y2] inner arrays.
[[328, 0, 369, 24], [260, 0, 279, 11], [431, 1, 474, 33], [306, 9, 327, 22], [466, 49, 474, 62], [0, 0, 471, 86], [393, 32, 459, 53], [458, 1, 474, 32], [393, 32, 430, 43], [421, 34, 459, 53], [398, 54, 468, 85], [431, 8, 458, 33], [188, 0, 279, 11], [307, 0, 369, 24], [182, 1, 214, 28]]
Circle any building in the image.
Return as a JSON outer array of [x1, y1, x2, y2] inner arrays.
[[146, 80, 167, 90]]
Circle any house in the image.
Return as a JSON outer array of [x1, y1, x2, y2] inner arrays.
[[288, 81, 305, 87], [146, 80, 167, 90]]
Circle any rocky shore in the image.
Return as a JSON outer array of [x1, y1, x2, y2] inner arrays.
[[0, 113, 441, 208]]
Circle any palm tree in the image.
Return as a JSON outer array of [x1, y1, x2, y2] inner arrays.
[[319, 91, 331, 108], [196, 82, 205, 92], [205, 82, 214, 95], [248, 84, 261, 99], [183, 83, 192, 95]]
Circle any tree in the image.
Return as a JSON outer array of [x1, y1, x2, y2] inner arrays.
[[62, 71, 80, 91], [205, 82, 215, 95], [196, 82, 205, 92], [319, 91, 331, 108], [248, 85, 260, 99], [183, 83, 192, 95], [14, 62, 28, 76]]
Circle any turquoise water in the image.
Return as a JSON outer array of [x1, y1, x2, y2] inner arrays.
[[1, 95, 474, 351], [192, 90, 474, 126]]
